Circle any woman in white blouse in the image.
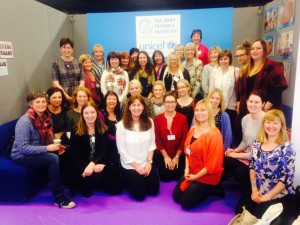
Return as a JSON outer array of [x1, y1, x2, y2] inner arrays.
[[209, 49, 239, 129], [116, 95, 159, 200]]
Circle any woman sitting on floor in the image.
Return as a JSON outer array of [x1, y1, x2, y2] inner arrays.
[[236, 110, 295, 224]]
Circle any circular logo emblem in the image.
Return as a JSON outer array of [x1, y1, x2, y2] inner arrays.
[[139, 19, 153, 34]]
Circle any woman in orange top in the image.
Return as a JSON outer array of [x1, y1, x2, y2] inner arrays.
[[172, 99, 224, 210]]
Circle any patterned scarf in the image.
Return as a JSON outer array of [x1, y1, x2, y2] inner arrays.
[[27, 107, 53, 145]]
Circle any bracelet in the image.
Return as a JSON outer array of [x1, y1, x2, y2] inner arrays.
[[175, 155, 180, 158], [184, 168, 190, 171], [265, 193, 271, 201]]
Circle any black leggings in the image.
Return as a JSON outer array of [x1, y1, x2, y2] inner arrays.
[[172, 176, 218, 210], [121, 165, 160, 201], [154, 151, 185, 181]]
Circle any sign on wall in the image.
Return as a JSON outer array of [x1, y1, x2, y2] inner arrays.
[[136, 15, 180, 57]]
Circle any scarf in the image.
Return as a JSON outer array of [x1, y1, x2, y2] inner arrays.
[[27, 107, 53, 145]]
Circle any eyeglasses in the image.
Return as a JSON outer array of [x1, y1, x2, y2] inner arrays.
[[165, 101, 176, 104], [235, 54, 246, 58]]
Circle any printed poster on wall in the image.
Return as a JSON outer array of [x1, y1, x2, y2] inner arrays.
[[278, 0, 295, 29], [264, 5, 277, 32], [136, 15, 180, 57], [0, 41, 13, 59], [0, 59, 8, 76], [264, 35, 275, 58], [282, 61, 291, 84], [277, 30, 293, 59]]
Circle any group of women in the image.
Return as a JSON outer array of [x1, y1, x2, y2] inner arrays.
[[10, 33, 295, 223]]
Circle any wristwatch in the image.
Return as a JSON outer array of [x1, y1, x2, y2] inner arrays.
[[148, 159, 153, 164]]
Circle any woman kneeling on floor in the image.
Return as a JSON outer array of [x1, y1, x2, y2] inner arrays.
[[172, 99, 225, 210], [70, 102, 123, 197]]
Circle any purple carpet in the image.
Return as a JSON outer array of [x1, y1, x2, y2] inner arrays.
[[0, 181, 240, 225]]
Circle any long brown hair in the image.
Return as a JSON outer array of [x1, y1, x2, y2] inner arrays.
[[246, 39, 267, 77], [122, 95, 152, 131], [76, 102, 107, 136], [70, 87, 94, 109]]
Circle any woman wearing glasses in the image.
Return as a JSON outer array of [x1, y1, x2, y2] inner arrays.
[[154, 92, 189, 181]]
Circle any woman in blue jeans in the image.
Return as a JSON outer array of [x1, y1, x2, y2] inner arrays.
[[11, 90, 75, 209]]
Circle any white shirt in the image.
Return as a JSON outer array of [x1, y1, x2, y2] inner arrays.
[[116, 119, 156, 169]]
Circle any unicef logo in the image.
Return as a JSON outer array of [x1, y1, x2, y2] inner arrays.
[[167, 41, 176, 49], [139, 19, 153, 34]]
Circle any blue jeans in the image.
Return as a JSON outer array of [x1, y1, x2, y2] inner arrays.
[[14, 152, 64, 200]]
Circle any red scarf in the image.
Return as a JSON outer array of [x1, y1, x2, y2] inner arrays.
[[27, 107, 53, 145]]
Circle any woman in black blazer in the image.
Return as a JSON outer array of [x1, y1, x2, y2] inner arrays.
[[70, 102, 123, 197]]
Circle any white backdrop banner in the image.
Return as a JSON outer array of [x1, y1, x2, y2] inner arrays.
[[136, 14, 181, 57]]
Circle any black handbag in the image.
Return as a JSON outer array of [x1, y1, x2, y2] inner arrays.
[[3, 136, 14, 159]]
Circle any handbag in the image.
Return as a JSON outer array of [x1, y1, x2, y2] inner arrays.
[[3, 136, 14, 159]]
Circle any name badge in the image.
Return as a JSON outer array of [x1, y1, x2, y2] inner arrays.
[[186, 147, 191, 155], [173, 76, 179, 82], [167, 134, 175, 140]]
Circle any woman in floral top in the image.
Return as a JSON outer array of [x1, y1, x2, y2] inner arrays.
[[101, 51, 129, 103], [182, 42, 203, 101], [236, 109, 295, 222]]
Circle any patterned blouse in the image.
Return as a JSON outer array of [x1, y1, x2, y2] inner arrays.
[[52, 58, 84, 96], [250, 140, 295, 198], [182, 58, 203, 98]]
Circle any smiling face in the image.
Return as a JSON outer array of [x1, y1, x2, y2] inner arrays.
[[247, 94, 264, 114], [250, 41, 265, 62], [82, 59, 93, 72], [209, 92, 221, 109], [129, 99, 144, 119], [121, 56, 130, 66], [129, 84, 142, 96], [192, 32, 201, 45], [175, 46, 184, 59], [236, 49, 248, 65], [209, 50, 219, 63], [164, 95, 176, 113], [154, 53, 163, 65], [138, 53, 148, 67], [83, 105, 97, 126], [264, 118, 282, 139], [219, 55, 230, 68], [49, 91, 62, 107], [185, 46, 196, 59], [177, 81, 189, 97], [168, 54, 178, 69], [194, 104, 209, 123], [106, 94, 118, 110], [153, 84, 164, 99], [60, 44, 73, 58], [110, 57, 120, 69], [30, 97, 48, 116], [76, 91, 89, 107], [93, 46, 104, 61], [131, 52, 138, 62]]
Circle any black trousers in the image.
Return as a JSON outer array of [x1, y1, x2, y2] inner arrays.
[[121, 165, 160, 201], [172, 176, 220, 210], [153, 150, 185, 181]]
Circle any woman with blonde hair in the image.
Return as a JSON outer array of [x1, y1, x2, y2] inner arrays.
[[182, 43, 204, 101], [151, 80, 166, 116], [176, 79, 194, 128], [175, 44, 185, 62], [207, 88, 232, 151], [160, 52, 190, 92], [172, 99, 224, 209], [91, 44, 108, 83], [201, 46, 222, 98], [236, 109, 295, 223]]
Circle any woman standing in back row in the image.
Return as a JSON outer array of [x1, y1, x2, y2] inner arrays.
[[237, 39, 288, 118]]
